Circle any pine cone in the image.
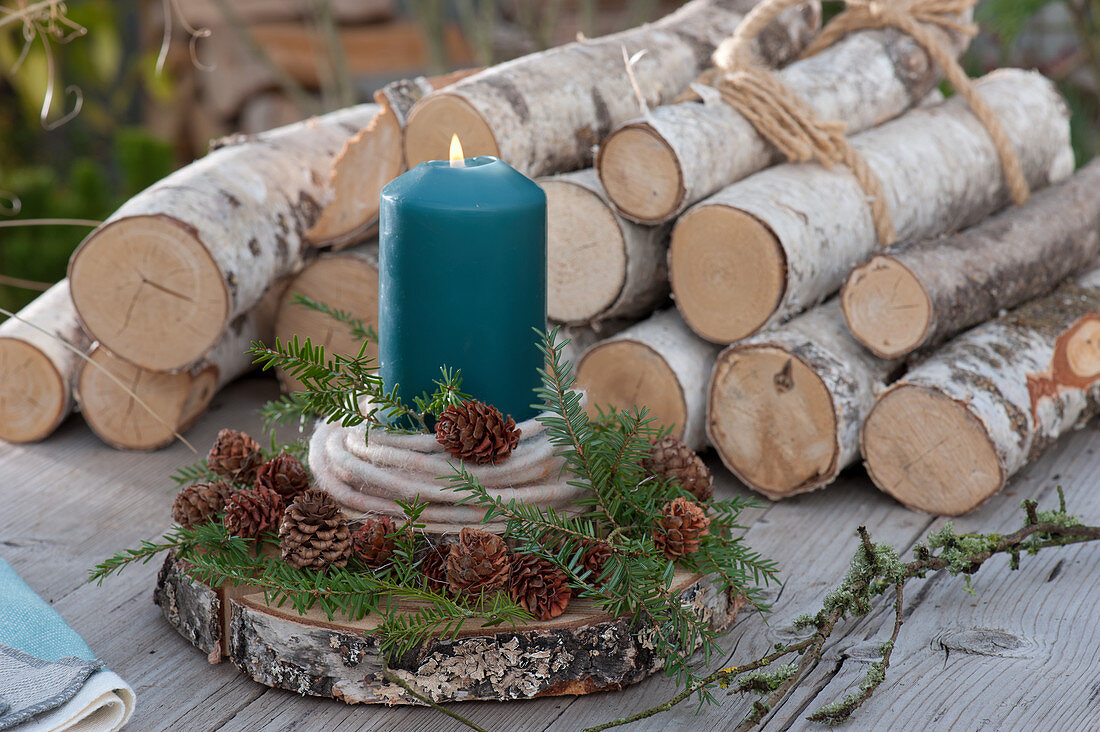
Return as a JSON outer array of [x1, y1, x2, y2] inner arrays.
[[435, 400, 520, 465], [279, 489, 352, 571], [445, 528, 511, 595], [582, 542, 612, 586], [352, 516, 397, 567], [208, 428, 263, 485], [509, 554, 572, 621], [419, 543, 451, 594], [653, 496, 711, 559], [256, 453, 310, 499], [171, 481, 231, 528], [224, 485, 283, 539], [644, 435, 714, 503]]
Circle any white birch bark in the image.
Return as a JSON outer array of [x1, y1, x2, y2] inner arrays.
[[708, 299, 899, 499], [600, 26, 970, 223], [863, 269, 1100, 515], [540, 169, 671, 324], [0, 281, 91, 443], [672, 69, 1075, 344], [404, 0, 821, 177], [69, 105, 377, 373]]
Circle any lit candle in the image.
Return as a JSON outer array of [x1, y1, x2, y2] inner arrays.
[[379, 136, 547, 423]]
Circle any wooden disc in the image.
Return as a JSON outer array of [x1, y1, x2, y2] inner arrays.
[[597, 124, 683, 224], [708, 346, 837, 499], [862, 385, 1004, 516], [0, 338, 67, 443], [542, 179, 627, 324], [576, 340, 688, 440], [155, 552, 741, 704], [274, 253, 379, 392], [841, 256, 932, 359], [404, 93, 499, 167], [77, 346, 217, 451], [1061, 316, 1100, 385], [69, 215, 229, 372], [669, 204, 785, 344]]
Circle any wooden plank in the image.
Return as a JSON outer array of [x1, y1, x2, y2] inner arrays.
[[774, 430, 1100, 731]]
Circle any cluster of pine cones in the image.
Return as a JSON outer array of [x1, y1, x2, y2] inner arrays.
[[644, 434, 715, 560], [170, 428, 400, 572]]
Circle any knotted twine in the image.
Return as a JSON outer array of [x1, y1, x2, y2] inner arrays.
[[700, 0, 1027, 248]]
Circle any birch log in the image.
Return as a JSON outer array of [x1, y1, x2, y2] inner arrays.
[[669, 69, 1075, 345], [403, 0, 822, 177], [0, 281, 91, 443], [599, 27, 969, 224], [862, 270, 1100, 516], [274, 243, 379, 392], [842, 157, 1100, 360], [77, 283, 282, 451], [539, 170, 670, 324], [575, 309, 720, 449], [68, 105, 377, 373], [707, 299, 899, 500], [306, 70, 480, 249]]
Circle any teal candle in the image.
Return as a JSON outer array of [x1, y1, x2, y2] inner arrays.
[[379, 153, 547, 423]]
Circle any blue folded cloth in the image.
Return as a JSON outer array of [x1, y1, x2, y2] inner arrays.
[[0, 560, 134, 731]]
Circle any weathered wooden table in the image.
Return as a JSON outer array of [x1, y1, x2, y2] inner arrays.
[[4, 376, 1099, 731]]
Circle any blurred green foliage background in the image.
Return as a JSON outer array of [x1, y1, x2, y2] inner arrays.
[[1, 0, 1097, 315]]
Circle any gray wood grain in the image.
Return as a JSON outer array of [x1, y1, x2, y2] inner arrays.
[[2, 376, 1099, 731]]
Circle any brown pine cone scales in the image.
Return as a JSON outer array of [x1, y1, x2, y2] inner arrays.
[[224, 485, 283, 539], [207, 428, 263, 485], [352, 516, 397, 567], [509, 554, 572, 621], [644, 435, 714, 503], [279, 489, 352, 571], [653, 496, 711, 559], [172, 481, 231, 528], [256, 453, 310, 499], [435, 400, 520, 464], [419, 544, 451, 594], [582, 543, 612, 586], [446, 528, 511, 595]]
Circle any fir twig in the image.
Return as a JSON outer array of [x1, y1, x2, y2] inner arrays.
[[380, 669, 490, 732]]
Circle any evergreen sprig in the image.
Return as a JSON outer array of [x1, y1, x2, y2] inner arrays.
[[292, 293, 378, 343]]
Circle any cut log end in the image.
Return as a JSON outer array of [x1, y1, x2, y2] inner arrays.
[[69, 215, 229, 371], [708, 346, 837, 499], [670, 204, 785, 343], [274, 254, 379, 392], [576, 340, 688, 442], [597, 124, 683, 224], [0, 338, 67, 443], [404, 93, 499, 168], [542, 179, 627, 323], [841, 256, 932, 359], [862, 385, 1003, 516], [77, 347, 218, 451]]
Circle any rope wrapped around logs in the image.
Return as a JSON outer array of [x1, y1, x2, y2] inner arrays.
[[309, 408, 585, 533], [695, 0, 1024, 247]]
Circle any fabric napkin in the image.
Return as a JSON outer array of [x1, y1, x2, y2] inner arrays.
[[0, 560, 134, 731]]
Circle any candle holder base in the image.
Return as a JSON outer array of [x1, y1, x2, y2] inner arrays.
[[154, 552, 743, 704], [309, 410, 587, 534]]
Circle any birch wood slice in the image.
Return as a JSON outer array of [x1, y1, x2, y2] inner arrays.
[[0, 281, 90, 443], [539, 170, 670, 325], [69, 106, 376, 372], [273, 244, 379, 392], [668, 69, 1074, 344], [154, 552, 742, 703], [403, 0, 821, 177], [841, 157, 1100, 359], [575, 309, 720, 450], [862, 270, 1100, 515]]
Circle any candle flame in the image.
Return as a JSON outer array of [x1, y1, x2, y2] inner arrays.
[[449, 134, 465, 167]]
